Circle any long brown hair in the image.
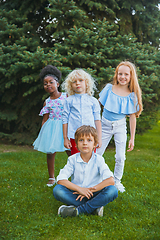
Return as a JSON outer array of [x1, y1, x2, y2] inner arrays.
[[113, 61, 143, 117]]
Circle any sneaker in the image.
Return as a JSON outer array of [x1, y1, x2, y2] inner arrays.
[[58, 205, 78, 217], [115, 181, 125, 193], [95, 206, 104, 216], [93, 206, 104, 216]]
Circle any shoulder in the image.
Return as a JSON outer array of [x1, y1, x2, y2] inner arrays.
[[86, 94, 99, 103], [64, 95, 74, 103], [44, 97, 51, 105], [61, 92, 67, 98], [94, 153, 105, 162], [100, 83, 112, 93], [67, 153, 77, 162]]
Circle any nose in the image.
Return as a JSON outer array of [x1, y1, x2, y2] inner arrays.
[[83, 140, 87, 144], [76, 80, 80, 85]]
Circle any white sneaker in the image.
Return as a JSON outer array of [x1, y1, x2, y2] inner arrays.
[[93, 206, 104, 216], [115, 181, 125, 193]]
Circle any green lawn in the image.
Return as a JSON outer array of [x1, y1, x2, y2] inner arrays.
[[0, 121, 160, 240]]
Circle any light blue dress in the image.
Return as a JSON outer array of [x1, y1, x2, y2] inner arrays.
[[33, 93, 67, 154]]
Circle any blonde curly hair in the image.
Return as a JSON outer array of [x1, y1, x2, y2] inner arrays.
[[62, 69, 96, 96]]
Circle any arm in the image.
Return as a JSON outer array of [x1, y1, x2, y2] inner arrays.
[[63, 123, 72, 149], [62, 99, 72, 149], [95, 120, 102, 148], [92, 177, 114, 192], [70, 177, 114, 201], [98, 98, 104, 114], [41, 101, 49, 126], [57, 179, 95, 199], [41, 113, 49, 126], [127, 113, 136, 152]]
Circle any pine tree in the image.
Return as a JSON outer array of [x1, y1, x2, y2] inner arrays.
[[0, 0, 159, 144]]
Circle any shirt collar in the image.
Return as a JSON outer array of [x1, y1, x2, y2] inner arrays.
[[74, 93, 88, 97], [76, 152, 95, 163]]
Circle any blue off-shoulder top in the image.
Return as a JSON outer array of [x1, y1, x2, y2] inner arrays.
[[99, 83, 139, 121]]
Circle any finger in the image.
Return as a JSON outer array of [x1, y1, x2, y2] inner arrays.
[[76, 195, 81, 201], [80, 196, 85, 201], [127, 145, 134, 152], [73, 192, 78, 195]]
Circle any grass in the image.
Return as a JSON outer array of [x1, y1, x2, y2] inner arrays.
[[0, 120, 160, 240]]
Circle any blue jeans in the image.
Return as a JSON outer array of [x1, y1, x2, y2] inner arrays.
[[53, 184, 118, 214]]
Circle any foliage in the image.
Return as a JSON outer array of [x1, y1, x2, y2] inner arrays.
[[0, 0, 160, 144], [0, 120, 160, 239]]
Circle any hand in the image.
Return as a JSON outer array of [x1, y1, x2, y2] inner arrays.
[[73, 187, 96, 201], [96, 139, 102, 149], [64, 138, 72, 149], [127, 139, 134, 152]]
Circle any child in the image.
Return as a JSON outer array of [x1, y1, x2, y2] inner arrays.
[[62, 69, 102, 155], [53, 125, 118, 217], [97, 61, 143, 192], [33, 65, 69, 187]]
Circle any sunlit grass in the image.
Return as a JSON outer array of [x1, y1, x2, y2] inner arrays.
[[0, 120, 160, 239]]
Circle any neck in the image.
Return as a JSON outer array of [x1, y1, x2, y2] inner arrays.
[[80, 152, 93, 163], [50, 91, 61, 99]]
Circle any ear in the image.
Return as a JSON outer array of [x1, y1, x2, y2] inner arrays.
[[93, 142, 98, 150], [57, 82, 60, 88]]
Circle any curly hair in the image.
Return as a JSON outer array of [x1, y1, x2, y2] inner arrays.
[[39, 65, 62, 82], [113, 61, 143, 117], [62, 69, 96, 96]]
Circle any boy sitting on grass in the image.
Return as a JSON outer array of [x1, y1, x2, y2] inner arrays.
[[53, 125, 118, 217]]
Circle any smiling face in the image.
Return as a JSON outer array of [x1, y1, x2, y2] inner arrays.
[[117, 65, 131, 87], [43, 76, 59, 94], [71, 77, 86, 94]]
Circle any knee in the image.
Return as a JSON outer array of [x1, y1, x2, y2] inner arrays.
[[53, 184, 64, 200], [115, 152, 125, 162], [103, 185, 118, 200]]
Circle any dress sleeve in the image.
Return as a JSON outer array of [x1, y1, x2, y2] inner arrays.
[[99, 84, 112, 107], [39, 105, 50, 116]]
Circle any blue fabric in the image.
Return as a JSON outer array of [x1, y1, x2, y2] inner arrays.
[[53, 184, 118, 214], [99, 83, 139, 121], [102, 109, 125, 121], [33, 119, 67, 154], [56, 152, 113, 188], [62, 93, 101, 139]]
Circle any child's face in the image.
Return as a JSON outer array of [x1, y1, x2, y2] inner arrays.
[[71, 77, 86, 94], [77, 134, 97, 155], [117, 65, 131, 86], [43, 76, 59, 93]]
